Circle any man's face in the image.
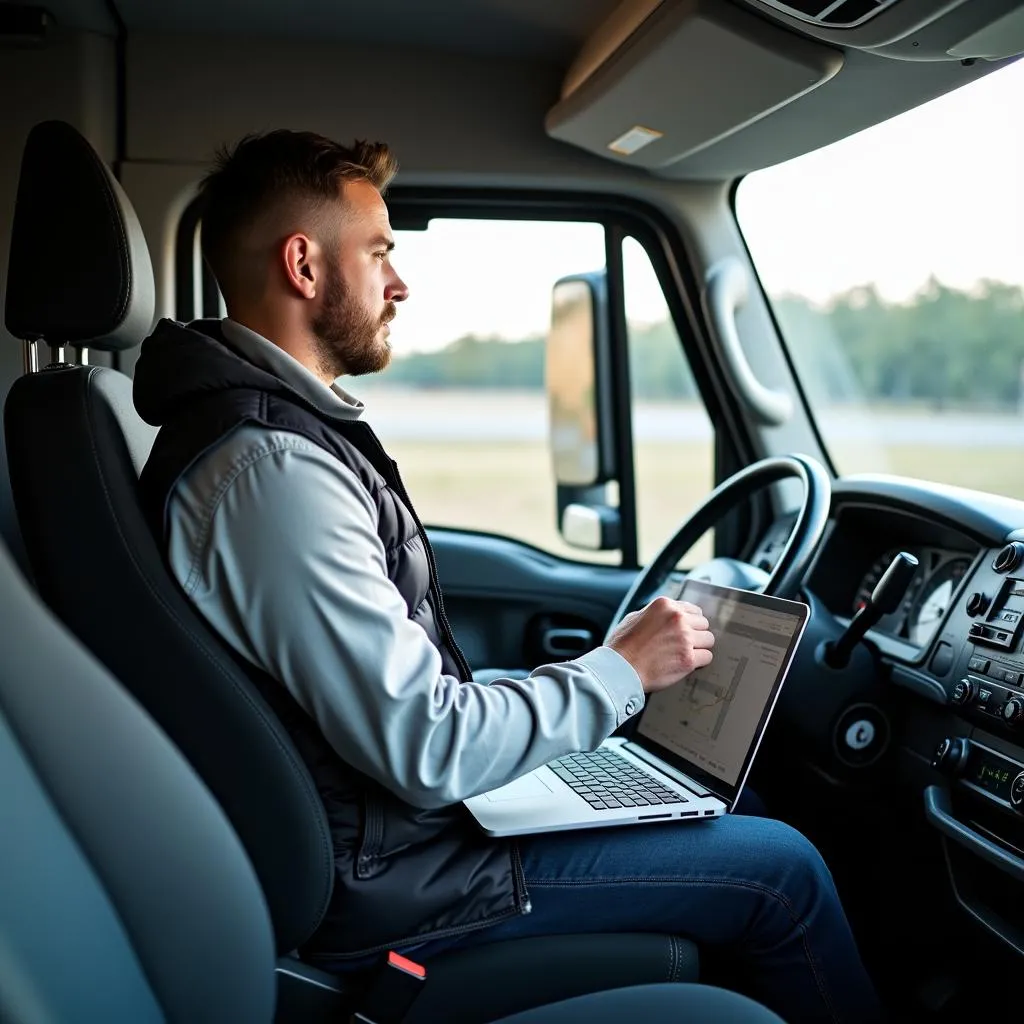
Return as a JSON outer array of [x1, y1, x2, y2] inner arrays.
[[311, 179, 408, 379]]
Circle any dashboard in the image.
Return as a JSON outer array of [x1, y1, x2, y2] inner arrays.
[[749, 475, 1024, 971]]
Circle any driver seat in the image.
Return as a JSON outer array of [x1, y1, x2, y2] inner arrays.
[[0, 537, 783, 1024], [2, 120, 699, 1019]]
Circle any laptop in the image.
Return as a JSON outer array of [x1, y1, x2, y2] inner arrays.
[[463, 579, 809, 837]]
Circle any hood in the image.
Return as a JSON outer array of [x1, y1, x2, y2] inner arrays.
[[134, 318, 310, 427]]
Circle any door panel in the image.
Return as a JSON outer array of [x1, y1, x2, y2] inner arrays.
[[428, 528, 636, 671]]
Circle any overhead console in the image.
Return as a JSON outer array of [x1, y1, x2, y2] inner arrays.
[[746, 0, 1024, 61], [546, 0, 1024, 175], [545, 0, 843, 171]]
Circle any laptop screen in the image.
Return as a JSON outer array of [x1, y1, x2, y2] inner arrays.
[[632, 579, 808, 806]]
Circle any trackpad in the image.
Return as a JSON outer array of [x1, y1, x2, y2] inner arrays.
[[485, 773, 554, 802]]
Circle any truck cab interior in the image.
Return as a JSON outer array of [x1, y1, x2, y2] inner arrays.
[[2, 0, 1023, 1021]]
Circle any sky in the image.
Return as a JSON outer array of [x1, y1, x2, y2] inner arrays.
[[386, 57, 1024, 353]]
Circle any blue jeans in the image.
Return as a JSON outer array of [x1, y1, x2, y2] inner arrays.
[[404, 799, 882, 1024]]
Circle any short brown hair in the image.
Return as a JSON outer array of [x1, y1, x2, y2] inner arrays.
[[197, 129, 398, 296]]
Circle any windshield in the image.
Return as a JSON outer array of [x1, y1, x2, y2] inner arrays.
[[736, 60, 1024, 497]]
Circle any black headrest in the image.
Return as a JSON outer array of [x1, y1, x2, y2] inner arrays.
[[4, 120, 155, 352]]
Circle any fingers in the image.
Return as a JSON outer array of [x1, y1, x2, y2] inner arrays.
[[690, 647, 714, 670], [688, 629, 715, 650]]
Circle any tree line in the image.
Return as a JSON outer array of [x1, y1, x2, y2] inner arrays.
[[369, 279, 1023, 408]]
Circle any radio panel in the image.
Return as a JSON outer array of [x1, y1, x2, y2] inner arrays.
[[944, 543, 1024, 737]]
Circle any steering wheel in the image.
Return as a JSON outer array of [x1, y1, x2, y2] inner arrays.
[[605, 454, 831, 640]]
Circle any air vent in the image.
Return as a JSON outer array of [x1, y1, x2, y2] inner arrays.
[[757, 0, 899, 29]]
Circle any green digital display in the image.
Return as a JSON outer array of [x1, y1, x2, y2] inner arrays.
[[974, 760, 1013, 799]]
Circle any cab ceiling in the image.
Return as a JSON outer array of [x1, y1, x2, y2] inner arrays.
[[34, 0, 626, 59], [27, 0, 1023, 178]]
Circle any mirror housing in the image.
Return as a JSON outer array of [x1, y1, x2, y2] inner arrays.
[[546, 271, 620, 551]]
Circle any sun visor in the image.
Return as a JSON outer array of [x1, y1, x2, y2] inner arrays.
[[546, 0, 843, 172]]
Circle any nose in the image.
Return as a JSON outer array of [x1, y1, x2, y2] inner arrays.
[[385, 268, 409, 303]]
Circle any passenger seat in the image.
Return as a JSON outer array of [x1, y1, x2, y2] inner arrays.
[[0, 536, 786, 1023]]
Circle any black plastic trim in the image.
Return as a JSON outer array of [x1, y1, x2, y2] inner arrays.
[[605, 224, 638, 568], [102, 0, 127, 168], [728, 175, 836, 478], [925, 785, 1024, 882], [832, 477, 1024, 546]]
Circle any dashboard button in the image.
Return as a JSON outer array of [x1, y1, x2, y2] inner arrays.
[[1002, 698, 1024, 726], [1011, 772, 1024, 809], [993, 542, 1024, 574], [844, 720, 875, 751], [833, 704, 889, 767], [966, 592, 990, 617], [950, 677, 976, 706], [931, 736, 970, 775], [968, 656, 990, 674]]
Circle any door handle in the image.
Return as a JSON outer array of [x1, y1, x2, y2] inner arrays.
[[924, 785, 1024, 882], [541, 628, 594, 659]]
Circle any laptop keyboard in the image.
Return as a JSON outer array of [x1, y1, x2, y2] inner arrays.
[[550, 750, 686, 811]]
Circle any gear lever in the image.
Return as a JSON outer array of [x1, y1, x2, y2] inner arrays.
[[824, 551, 919, 669]]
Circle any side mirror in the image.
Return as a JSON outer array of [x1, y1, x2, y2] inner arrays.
[[546, 272, 620, 551]]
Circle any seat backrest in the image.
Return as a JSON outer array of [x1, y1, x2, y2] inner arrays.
[[0, 538, 276, 1023], [2, 120, 333, 955]]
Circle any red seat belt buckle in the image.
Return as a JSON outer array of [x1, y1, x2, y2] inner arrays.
[[386, 951, 427, 979], [351, 951, 427, 1024]]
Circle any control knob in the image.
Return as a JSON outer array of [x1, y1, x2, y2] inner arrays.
[[1011, 772, 1024, 810], [931, 736, 970, 776], [949, 677, 976, 707], [993, 542, 1024, 574], [965, 592, 990, 617], [1002, 697, 1024, 727]]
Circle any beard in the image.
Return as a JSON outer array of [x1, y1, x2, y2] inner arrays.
[[310, 271, 395, 380]]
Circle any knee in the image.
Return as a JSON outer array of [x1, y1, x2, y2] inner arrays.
[[755, 820, 837, 912]]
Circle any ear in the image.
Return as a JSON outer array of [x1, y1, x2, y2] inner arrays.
[[280, 233, 319, 300]]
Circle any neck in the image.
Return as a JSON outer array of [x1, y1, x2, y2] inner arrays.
[[227, 307, 334, 385]]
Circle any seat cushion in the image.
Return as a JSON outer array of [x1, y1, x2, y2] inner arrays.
[[408, 932, 699, 1023]]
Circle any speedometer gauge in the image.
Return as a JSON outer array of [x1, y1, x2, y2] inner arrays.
[[909, 557, 971, 646]]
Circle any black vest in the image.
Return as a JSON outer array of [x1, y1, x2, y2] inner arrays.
[[134, 320, 525, 961]]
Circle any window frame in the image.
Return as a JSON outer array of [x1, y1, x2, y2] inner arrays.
[[177, 187, 765, 570], [728, 175, 839, 480]]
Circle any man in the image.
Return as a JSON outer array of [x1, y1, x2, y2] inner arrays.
[[133, 130, 882, 1023]]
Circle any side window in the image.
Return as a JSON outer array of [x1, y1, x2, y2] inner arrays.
[[624, 237, 714, 564], [177, 209, 717, 566], [368, 218, 613, 562]]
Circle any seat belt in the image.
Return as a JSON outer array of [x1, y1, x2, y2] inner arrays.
[[351, 951, 427, 1024]]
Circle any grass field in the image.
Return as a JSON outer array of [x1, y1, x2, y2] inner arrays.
[[360, 387, 1024, 563], [831, 443, 1024, 500], [384, 437, 1024, 566], [386, 440, 715, 565]]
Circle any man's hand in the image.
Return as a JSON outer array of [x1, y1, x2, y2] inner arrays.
[[606, 596, 714, 694]]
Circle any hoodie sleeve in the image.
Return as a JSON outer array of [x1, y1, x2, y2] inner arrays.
[[166, 425, 645, 809]]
